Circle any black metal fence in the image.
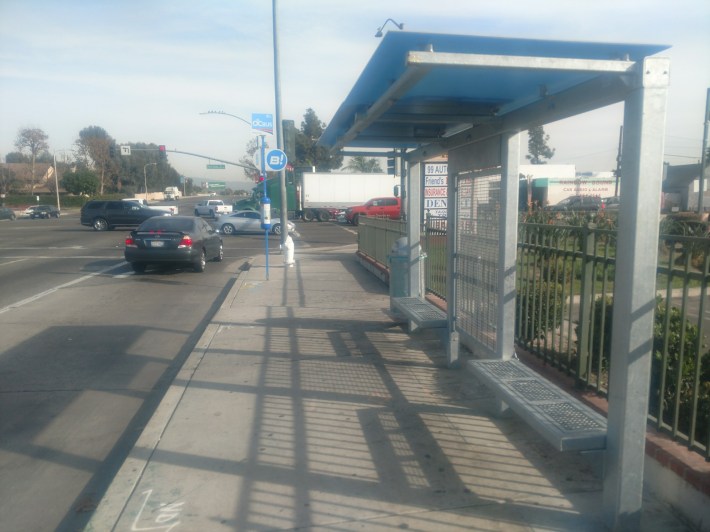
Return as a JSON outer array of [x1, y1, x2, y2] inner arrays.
[[357, 213, 710, 458]]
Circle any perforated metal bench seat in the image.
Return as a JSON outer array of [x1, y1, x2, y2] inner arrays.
[[467, 359, 607, 452], [392, 297, 447, 329]]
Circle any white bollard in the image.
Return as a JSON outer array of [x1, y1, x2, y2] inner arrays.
[[283, 234, 295, 267]]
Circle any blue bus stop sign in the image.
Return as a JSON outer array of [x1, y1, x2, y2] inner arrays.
[[265, 149, 288, 172]]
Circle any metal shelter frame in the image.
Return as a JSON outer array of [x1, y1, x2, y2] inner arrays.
[[319, 31, 670, 530]]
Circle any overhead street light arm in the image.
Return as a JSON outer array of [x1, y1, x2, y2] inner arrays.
[[200, 110, 251, 127], [375, 18, 404, 38]]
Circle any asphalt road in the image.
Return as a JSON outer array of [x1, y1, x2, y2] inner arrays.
[[0, 204, 356, 531]]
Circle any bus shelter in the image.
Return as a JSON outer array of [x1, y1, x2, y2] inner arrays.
[[319, 31, 670, 530]]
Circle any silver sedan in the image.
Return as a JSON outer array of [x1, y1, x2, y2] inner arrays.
[[216, 210, 295, 235]]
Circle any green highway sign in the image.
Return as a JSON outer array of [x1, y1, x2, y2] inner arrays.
[[206, 164, 226, 169], [207, 181, 226, 189]]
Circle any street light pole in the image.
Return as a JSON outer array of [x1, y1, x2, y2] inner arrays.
[[53, 149, 71, 211], [144, 162, 157, 201], [272, 0, 288, 248]]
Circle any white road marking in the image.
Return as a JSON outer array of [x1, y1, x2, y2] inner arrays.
[[0, 259, 29, 267], [0, 262, 127, 314]]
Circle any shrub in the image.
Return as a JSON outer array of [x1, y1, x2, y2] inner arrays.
[[579, 295, 710, 442], [516, 281, 565, 342]]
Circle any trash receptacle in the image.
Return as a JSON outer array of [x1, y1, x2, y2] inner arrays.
[[388, 237, 409, 309]]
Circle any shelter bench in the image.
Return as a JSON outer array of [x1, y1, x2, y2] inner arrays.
[[467, 358, 607, 452], [391, 296, 447, 331]]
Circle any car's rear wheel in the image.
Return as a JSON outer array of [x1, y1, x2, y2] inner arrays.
[[93, 217, 109, 231], [194, 209, 200, 216], [10, 214, 16, 221], [131, 262, 146, 274], [221, 224, 235, 235], [209, 210, 215, 218], [271, 223, 282, 235], [352, 214, 360, 226], [214, 244, 224, 262], [193, 250, 206, 272]]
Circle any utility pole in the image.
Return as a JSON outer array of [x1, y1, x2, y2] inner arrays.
[[697, 88, 709, 213]]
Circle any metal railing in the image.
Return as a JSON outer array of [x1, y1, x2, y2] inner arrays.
[[357, 214, 710, 458]]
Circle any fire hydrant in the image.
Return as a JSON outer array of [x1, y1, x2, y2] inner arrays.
[[282, 233, 295, 267]]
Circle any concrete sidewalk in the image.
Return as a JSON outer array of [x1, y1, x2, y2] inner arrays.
[[86, 243, 693, 531]]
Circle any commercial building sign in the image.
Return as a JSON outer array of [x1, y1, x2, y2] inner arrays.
[[424, 162, 448, 218]]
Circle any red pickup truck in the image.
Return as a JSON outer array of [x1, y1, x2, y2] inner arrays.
[[344, 197, 401, 226]]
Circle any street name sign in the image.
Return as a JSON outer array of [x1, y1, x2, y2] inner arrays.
[[206, 164, 226, 169]]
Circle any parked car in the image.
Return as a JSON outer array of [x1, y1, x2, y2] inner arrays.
[[80, 200, 170, 231], [602, 196, 620, 211], [124, 215, 223, 273], [216, 210, 295, 235], [546, 195, 602, 212], [0, 207, 17, 221], [29, 205, 60, 219], [345, 197, 401, 225]]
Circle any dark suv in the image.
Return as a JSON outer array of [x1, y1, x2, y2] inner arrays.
[[546, 195, 602, 212], [80, 200, 170, 231]]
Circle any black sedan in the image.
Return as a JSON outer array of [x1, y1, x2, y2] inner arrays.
[[30, 205, 60, 218], [124, 216, 223, 273]]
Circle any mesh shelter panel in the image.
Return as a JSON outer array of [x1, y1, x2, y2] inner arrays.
[[455, 169, 502, 352]]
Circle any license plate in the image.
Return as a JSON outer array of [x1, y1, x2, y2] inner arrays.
[[150, 240, 165, 247]]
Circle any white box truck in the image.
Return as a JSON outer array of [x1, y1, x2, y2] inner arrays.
[[297, 172, 399, 221], [164, 186, 182, 200]]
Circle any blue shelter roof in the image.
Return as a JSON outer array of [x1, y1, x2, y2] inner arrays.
[[319, 32, 669, 150]]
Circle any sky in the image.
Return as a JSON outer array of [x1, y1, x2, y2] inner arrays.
[[1, 0, 709, 188]]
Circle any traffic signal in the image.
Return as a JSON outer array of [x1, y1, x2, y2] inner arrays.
[[258, 175, 265, 183], [387, 156, 396, 175], [158, 145, 166, 159], [109, 145, 116, 157]]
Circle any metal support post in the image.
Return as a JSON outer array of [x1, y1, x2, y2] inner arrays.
[[498, 132, 520, 360], [603, 56, 669, 531], [406, 162, 422, 298]]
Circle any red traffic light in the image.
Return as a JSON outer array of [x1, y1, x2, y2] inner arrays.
[[258, 175, 265, 182], [158, 145, 166, 152]]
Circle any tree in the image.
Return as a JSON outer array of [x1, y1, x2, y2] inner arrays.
[[61, 169, 100, 196], [5, 152, 29, 163], [0, 165, 19, 195], [344, 156, 383, 173], [14, 127, 49, 192], [238, 137, 261, 182], [293, 108, 343, 171], [526, 125, 555, 164], [75, 126, 119, 194]]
